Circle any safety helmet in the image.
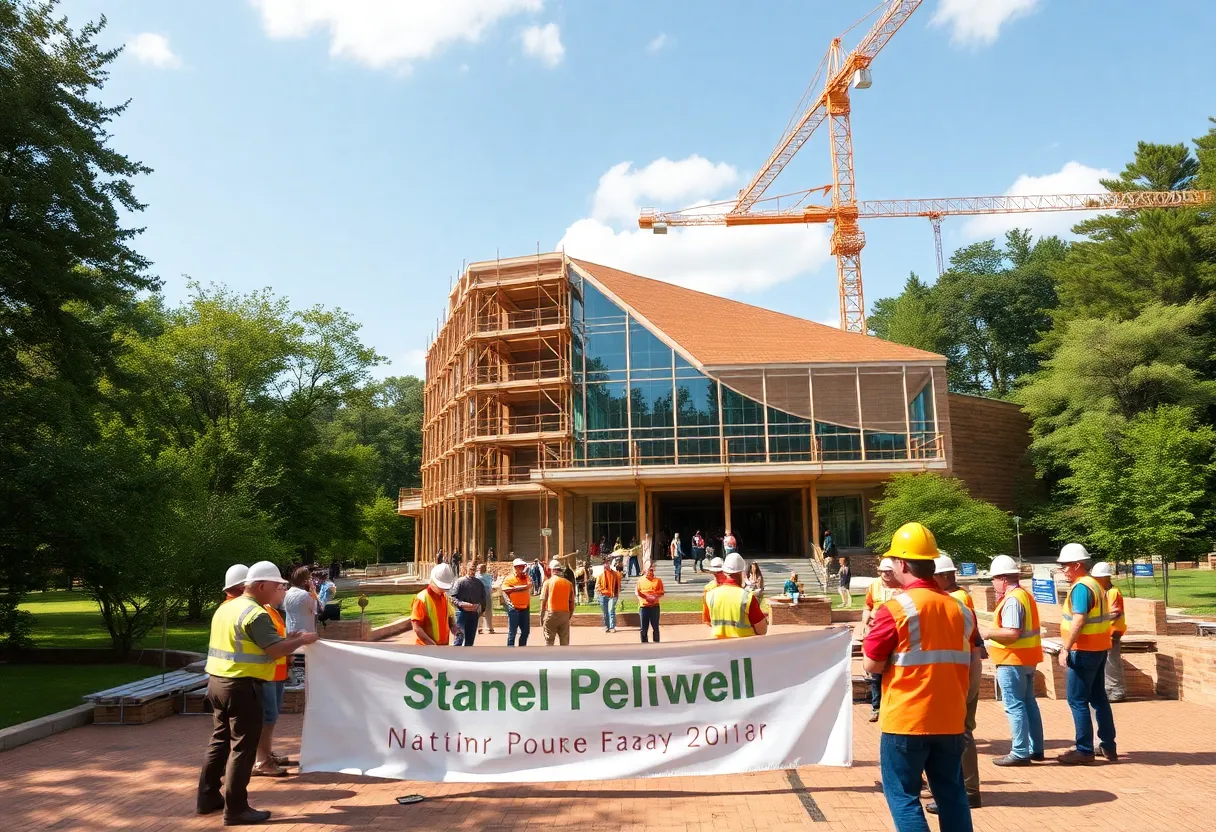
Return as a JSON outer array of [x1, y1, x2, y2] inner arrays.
[[429, 563, 455, 591], [1057, 542, 1091, 564], [1090, 561, 1114, 578], [549, 559, 561, 570], [989, 555, 1020, 577], [722, 552, 747, 575], [934, 555, 957, 574], [886, 522, 939, 561], [245, 560, 287, 585], [223, 564, 249, 591], [706, 557, 724, 573], [878, 558, 895, 572], [512, 558, 527, 567]]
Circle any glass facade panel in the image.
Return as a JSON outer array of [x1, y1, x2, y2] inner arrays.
[[628, 317, 673, 376], [591, 501, 637, 550]]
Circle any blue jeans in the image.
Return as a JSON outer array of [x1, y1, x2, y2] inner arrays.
[[507, 607, 530, 646], [639, 605, 660, 642], [996, 665, 1043, 759], [599, 594, 617, 629], [879, 733, 972, 832], [673, 556, 682, 583], [454, 610, 480, 647], [1067, 649, 1116, 754], [867, 673, 883, 712], [627, 556, 640, 577], [692, 548, 705, 570]]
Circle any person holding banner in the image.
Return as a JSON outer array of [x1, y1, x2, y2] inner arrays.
[[704, 553, 768, 639], [636, 560, 665, 643], [985, 554, 1045, 767], [502, 558, 533, 646], [596, 556, 622, 633], [861, 522, 977, 832], [412, 564, 457, 646], [540, 559, 576, 646]]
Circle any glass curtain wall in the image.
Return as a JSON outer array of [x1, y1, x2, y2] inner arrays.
[[570, 266, 936, 467]]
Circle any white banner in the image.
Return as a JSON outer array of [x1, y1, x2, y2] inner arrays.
[[300, 629, 853, 782]]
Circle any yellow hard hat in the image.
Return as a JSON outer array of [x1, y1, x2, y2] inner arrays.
[[886, 522, 939, 561]]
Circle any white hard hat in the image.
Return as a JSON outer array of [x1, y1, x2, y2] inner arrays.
[[549, 559, 561, 570], [934, 555, 957, 574], [245, 560, 287, 585], [512, 558, 527, 567], [1057, 542, 1091, 564], [1091, 561, 1114, 578], [723, 552, 747, 574], [429, 563, 455, 590], [223, 564, 249, 591], [878, 558, 895, 572], [989, 555, 1020, 577], [707, 557, 724, 573]]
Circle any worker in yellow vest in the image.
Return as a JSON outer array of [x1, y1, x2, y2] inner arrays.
[[985, 554, 1044, 766], [931, 555, 981, 811], [856, 558, 901, 723], [862, 522, 979, 831], [703, 553, 768, 638], [703, 556, 724, 597], [1056, 543, 1116, 764], [1091, 561, 1126, 702], [197, 561, 318, 826]]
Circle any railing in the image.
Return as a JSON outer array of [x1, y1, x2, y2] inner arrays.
[[471, 359, 566, 386], [563, 434, 946, 469], [471, 413, 567, 438], [474, 307, 564, 333], [397, 487, 422, 512]]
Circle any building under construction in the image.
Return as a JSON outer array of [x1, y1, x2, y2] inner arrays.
[[398, 252, 1035, 563]]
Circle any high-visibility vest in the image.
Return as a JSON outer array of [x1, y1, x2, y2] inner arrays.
[[703, 578, 718, 596], [596, 568, 620, 598], [866, 581, 900, 610], [1061, 576, 1112, 651], [415, 589, 451, 646], [545, 576, 574, 613], [264, 606, 289, 682], [949, 587, 975, 611], [986, 586, 1043, 666], [879, 587, 972, 735], [706, 583, 756, 639], [1107, 586, 1127, 635], [204, 596, 276, 681]]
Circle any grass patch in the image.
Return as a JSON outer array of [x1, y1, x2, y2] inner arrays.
[[0, 664, 157, 729], [19, 591, 210, 653], [1112, 567, 1216, 616]]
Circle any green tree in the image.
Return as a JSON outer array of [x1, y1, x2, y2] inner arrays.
[[867, 473, 1013, 568], [360, 494, 403, 564], [867, 273, 948, 354]]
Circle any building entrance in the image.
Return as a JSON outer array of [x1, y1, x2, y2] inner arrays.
[[653, 489, 802, 558]]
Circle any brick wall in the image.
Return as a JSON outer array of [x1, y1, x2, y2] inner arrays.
[[969, 586, 996, 613], [318, 619, 370, 641], [1123, 597, 1167, 635], [1155, 637, 1216, 706]]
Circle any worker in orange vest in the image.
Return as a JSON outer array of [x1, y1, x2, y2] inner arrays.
[[985, 554, 1044, 766], [1056, 543, 1116, 764], [411, 564, 456, 646], [540, 559, 576, 646], [1091, 561, 1126, 702], [253, 581, 292, 778], [930, 555, 981, 813], [862, 522, 979, 831]]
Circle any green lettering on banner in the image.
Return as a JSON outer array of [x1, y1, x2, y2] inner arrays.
[[539, 669, 549, 711], [703, 671, 729, 702], [451, 679, 476, 712], [436, 671, 451, 710], [404, 668, 433, 709], [570, 669, 599, 710], [603, 677, 629, 710], [744, 657, 755, 698], [511, 680, 536, 711], [632, 666, 643, 707], [662, 673, 700, 704], [730, 659, 741, 700], [481, 680, 507, 711]]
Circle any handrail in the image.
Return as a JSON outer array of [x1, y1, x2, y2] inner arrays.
[[474, 307, 565, 333], [471, 358, 567, 385]]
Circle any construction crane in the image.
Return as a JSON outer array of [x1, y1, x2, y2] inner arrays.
[[637, 0, 1213, 332]]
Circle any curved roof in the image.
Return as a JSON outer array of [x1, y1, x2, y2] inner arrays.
[[570, 259, 944, 367]]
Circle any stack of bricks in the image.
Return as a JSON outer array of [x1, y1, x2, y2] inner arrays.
[[1155, 637, 1216, 706], [317, 619, 370, 641], [772, 596, 832, 626], [1123, 596, 1167, 634]]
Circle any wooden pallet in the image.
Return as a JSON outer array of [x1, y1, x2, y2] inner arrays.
[[85, 669, 208, 725]]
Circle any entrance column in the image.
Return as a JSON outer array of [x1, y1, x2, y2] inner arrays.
[[800, 486, 810, 557], [810, 480, 821, 557], [723, 479, 733, 533], [472, 496, 480, 561], [637, 481, 647, 546], [543, 495, 551, 561], [557, 490, 566, 559]]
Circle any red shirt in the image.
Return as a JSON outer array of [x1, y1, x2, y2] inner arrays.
[[863, 579, 981, 663]]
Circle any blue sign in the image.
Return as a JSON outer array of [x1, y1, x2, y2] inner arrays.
[[959, 562, 978, 576], [1031, 578, 1057, 605], [1133, 563, 1154, 578]]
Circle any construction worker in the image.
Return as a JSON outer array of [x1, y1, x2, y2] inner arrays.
[[1092, 561, 1126, 702], [703, 552, 768, 638], [502, 558, 533, 646], [596, 555, 622, 633], [222, 564, 249, 602], [862, 522, 978, 832], [253, 580, 291, 778], [412, 564, 456, 646], [197, 561, 318, 826], [703, 556, 725, 597], [929, 555, 981, 813], [856, 558, 901, 722], [540, 558, 576, 646], [1056, 543, 1116, 764], [985, 554, 1044, 766]]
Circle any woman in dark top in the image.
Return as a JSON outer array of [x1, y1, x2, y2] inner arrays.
[[837, 555, 852, 608]]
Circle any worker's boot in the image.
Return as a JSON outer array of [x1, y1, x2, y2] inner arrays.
[[1056, 748, 1095, 765], [925, 794, 981, 814], [1098, 743, 1119, 762]]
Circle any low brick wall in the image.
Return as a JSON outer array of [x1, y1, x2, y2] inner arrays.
[[368, 616, 413, 641], [1155, 637, 1216, 707], [318, 619, 370, 641], [1124, 597, 1167, 635], [969, 586, 996, 613]]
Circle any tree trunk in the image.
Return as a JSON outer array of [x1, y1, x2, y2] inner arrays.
[[187, 587, 204, 621]]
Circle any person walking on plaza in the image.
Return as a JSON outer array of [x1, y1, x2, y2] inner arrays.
[[198, 561, 318, 826], [450, 561, 486, 647], [856, 558, 901, 722], [627, 540, 641, 578], [930, 555, 982, 812], [1056, 543, 1117, 764], [596, 555, 621, 633], [412, 564, 457, 646], [475, 563, 496, 634], [528, 559, 543, 595], [636, 560, 666, 643], [670, 533, 684, 583], [837, 555, 852, 608], [692, 531, 706, 573], [984, 554, 1045, 766], [1092, 561, 1127, 702], [502, 558, 533, 646], [723, 529, 738, 555], [862, 523, 978, 832], [540, 559, 576, 645], [703, 553, 769, 638], [253, 579, 291, 778]]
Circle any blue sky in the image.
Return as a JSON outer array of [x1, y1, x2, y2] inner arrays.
[[59, 0, 1216, 376]]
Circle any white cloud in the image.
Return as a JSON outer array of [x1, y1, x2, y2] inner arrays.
[[962, 161, 1116, 240], [250, 0, 543, 71], [399, 348, 427, 377], [127, 33, 181, 68], [931, 0, 1040, 46], [647, 33, 667, 53], [557, 155, 832, 296], [520, 22, 563, 67]]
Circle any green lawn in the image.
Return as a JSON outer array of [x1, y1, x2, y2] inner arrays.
[[1113, 568, 1216, 616], [0, 664, 157, 729], [19, 591, 212, 653]]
